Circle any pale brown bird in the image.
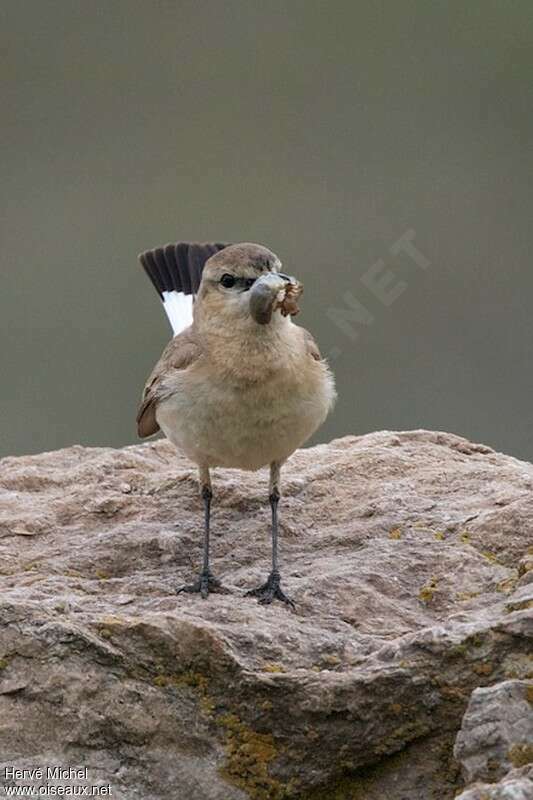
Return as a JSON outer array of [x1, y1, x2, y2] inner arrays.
[[137, 242, 336, 606]]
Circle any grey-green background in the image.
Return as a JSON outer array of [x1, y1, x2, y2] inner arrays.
[[2, 1, 532, 460]]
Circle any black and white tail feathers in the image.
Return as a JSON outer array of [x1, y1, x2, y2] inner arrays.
[[139, 242, 229, 335]]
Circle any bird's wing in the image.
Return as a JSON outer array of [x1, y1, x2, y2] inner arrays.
[[136, 327, 202, 438], [301, 327, 322, 361]]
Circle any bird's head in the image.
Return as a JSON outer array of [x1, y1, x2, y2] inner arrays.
[[195, 243, 300, 327]]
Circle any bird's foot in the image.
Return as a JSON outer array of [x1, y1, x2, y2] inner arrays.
[[176, 570, 229, 599], [246, 571, 295, 609]]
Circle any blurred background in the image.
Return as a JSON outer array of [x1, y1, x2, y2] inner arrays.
[[2, 1, 532, 460]]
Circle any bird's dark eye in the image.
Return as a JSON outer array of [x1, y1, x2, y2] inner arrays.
[[220, 274, 236, 288]]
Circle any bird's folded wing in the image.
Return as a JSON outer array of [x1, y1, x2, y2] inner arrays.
[[302, 327, 322, 361], [136, 328, 202, 438]]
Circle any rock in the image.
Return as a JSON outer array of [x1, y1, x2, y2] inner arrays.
[[0, 430, 532, 799], [455, 766, 533, 800], [453, 677, 533, 800], [454, 681, 533, 784]]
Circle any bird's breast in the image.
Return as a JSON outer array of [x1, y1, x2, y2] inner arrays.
[[156, 348, 335, 470]]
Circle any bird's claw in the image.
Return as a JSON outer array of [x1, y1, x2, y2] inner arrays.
[[176, 571, 229, 599], [246, 571, 295, 609]]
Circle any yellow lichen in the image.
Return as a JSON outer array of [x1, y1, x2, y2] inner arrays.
[[449, 644, 468, 658], [439, 685, 469, 701], [419, 576, 438, 604], [456, 591, 480, 601], [321, 654, 341, 667], [508, 743, 533, 767], [217, 713, 288, 800], [510, 599, 533, 611], [200, 695, 216, 715], [388, 528, 402, 540], [153, 670, 209, 692], [97, 614, 125, 629], [434, 531, 445, 541], [472, 662, 493, 676], [518, 556, 533, 576], [496, 577, 517, 594], [262, 663, 285, 673]]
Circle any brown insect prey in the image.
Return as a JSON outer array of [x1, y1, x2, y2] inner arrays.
[[274, 281, 303, 317]]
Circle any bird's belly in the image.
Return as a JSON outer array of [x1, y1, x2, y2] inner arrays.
[[156, 368, 333, 470]]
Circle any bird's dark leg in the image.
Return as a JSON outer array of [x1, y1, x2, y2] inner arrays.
[[246, 462, 295, 608], [177, 467, 227, 598]]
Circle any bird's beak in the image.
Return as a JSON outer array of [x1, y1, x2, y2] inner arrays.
[[249, 272, 300, 325], [277, 272, 293, 282]]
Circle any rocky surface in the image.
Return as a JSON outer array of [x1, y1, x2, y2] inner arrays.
[[456, 766, 533, 800], [0, 430, 532, 799], [454, 681, 533, 785]]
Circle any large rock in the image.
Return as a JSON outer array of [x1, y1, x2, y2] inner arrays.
[[454, 680, 533, 784], [0, 430, 532, 799], [455, 766, 533, 800]]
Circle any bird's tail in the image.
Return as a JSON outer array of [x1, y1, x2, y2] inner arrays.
[[138, 242, 229, 335]]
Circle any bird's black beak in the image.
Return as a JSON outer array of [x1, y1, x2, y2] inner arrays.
[[249, 272, 291, 325]]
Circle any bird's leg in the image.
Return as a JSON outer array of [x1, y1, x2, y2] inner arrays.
[[177, 466, 228, 598], [246, 462, 295, 608]]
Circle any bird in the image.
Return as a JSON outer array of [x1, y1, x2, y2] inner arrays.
[[136, 241, 336, 606]]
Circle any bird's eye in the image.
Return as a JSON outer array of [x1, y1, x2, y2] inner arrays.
[[220, 274, 236, 288]]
